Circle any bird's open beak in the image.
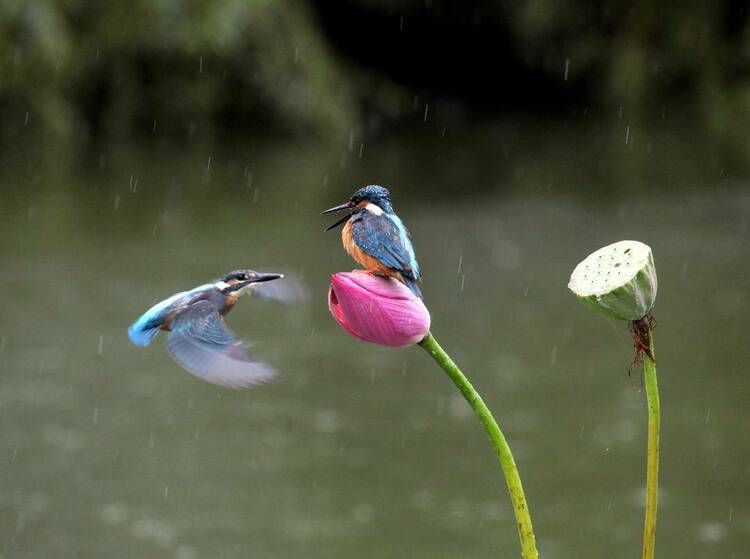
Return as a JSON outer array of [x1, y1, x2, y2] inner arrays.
[[322, 201, 354, 231]]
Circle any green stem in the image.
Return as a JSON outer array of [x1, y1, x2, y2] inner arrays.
[[642, 332, 660, 559], [418, 333, 538, 559]]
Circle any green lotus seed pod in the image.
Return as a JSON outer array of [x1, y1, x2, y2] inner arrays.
[[568, 240, 657, 321]]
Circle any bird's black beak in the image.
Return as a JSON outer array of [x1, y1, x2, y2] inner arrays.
[[322, 201, 354, 214], [322, 201, 354, 231], [249, 272, 284, 284]]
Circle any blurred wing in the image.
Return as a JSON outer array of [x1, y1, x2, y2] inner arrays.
[[166, 301, 277, 388], [351, 213, 420, 279], [251, 275, 309, 304]]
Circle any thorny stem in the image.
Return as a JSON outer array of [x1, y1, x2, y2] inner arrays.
[[419, 333, 539, 559], [641, 331, 660, 559]]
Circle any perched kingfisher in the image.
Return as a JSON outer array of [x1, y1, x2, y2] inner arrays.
[[128, 269, 285, 388], [323, 185, 422, 298]]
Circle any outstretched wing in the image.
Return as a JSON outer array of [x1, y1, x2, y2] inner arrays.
[[351, 212, 421, 280], [165, 300, 277, 388]]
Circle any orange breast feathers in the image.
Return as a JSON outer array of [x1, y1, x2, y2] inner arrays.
[[341, 220, 403, 281]]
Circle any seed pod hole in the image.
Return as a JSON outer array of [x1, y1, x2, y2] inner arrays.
[[568, 240, 657, 321]]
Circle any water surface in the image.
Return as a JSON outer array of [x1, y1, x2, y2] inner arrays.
[[1, 121, 748, 558]]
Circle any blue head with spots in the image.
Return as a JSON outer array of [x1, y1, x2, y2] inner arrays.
[[351, 185, 394, 213]]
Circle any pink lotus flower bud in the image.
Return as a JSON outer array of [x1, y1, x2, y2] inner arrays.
[[328, 271, 431, 347]]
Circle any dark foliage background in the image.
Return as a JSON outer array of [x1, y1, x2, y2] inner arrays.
[[2, 0, 749, 156]]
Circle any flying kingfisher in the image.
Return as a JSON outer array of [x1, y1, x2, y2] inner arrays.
[[323, 185, 422, 298], [128, 269, 285, 388]]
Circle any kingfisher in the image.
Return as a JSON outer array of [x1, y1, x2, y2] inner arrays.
[[128, 269, 285, 388], [323, 185, 422, 298]]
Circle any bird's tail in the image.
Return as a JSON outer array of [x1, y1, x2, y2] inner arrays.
[[128, 318, 160, 347], [402, 275, 423, 299]]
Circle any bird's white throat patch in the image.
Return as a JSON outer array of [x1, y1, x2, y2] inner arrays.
[[214, 281, 231, 291], [365, 203, 384, 216]]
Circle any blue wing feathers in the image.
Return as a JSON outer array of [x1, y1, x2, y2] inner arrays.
[[389, 214, 420, 278], [351, 212, 421, 280]]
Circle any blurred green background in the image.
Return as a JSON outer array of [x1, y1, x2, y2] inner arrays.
[[2, 0, 750, 153], [1, 2, 749, 559]]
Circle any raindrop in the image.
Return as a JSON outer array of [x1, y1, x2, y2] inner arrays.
[[358, 143, 364, 159], [549, 346, 558, 365], [457, 256, 463, 273], [564, 59, 570, 81], [98, 334, 104, 355], [423, 104, 429, 122], [113, 195, 120, 210]]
